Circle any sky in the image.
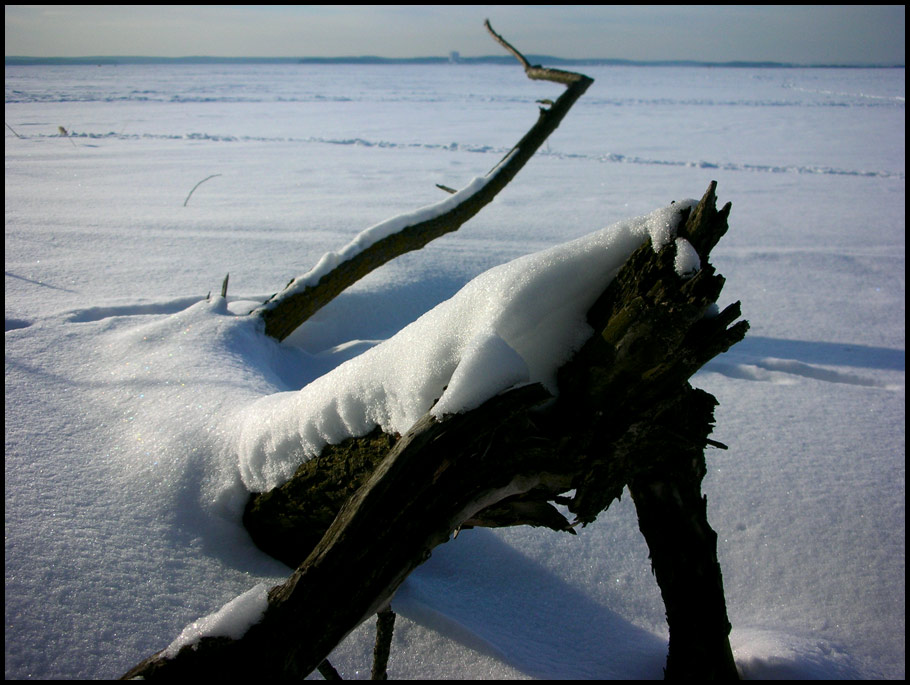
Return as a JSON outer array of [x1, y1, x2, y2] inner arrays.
[[4, 5, 906, 65]]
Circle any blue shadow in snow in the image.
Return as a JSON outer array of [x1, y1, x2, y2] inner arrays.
[[730, 336, 904, 371], [394, 527, 871, 680], [5, 318, 31, 331], [285, 274, 468, 354], [5, 270, 78, 293], [393, 528, 667, 680]]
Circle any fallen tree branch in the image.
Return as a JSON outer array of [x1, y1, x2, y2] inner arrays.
[[123, 182, 746, 680], [122, 14, 747, 677], [251, 20, 593, 341], [6, 122, 24, 139]]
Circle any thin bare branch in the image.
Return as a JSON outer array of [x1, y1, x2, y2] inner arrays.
[[58, 125, 77, 148], [483, 19, 532, 70], [183, 174, 222, 207], [252, 23, 593, 342], [484, 19, 589, 86]]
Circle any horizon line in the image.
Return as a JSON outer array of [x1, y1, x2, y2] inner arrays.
[[5, 55, 905, 69]]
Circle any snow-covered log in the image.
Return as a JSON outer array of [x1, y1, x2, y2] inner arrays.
[[122, 20, 746, 681], [122, 182, 747, 680]]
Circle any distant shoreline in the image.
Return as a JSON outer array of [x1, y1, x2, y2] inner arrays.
[[5, 55, 904, 69]]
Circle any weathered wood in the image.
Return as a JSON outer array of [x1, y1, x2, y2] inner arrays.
[[243, 427, 397, 569], [122, 383, 554, 680], [630, 449, 740, 680], [247, 182, 744, 560], [247, 183, 746, 674]]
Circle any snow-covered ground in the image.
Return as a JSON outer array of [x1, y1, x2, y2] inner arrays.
[[5, 63, 904, 679]]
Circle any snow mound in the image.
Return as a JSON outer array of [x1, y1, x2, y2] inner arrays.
[[674, 236, 701, 277], [235, 199, 697, 492], [163, 582, 270, 658]]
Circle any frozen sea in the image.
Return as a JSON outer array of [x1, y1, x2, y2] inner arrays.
[[5, 63, 905, 679]]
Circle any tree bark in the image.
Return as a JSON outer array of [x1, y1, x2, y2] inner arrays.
[[630, 455, 740, 680], [370, 608, 396, 680]]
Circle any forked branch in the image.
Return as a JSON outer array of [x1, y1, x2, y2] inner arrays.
[[483, 19, 586, 86]]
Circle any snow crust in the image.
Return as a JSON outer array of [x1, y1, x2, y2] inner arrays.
[[236, 200, 695, 492]]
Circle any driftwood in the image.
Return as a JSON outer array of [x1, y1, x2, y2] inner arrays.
[[122, 22, 747, 682]]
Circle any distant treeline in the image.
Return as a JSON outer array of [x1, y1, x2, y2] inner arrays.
[[5, 55, 904, 68]]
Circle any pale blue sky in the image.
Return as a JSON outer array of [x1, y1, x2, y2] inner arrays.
[[5, 5, 906, 65]]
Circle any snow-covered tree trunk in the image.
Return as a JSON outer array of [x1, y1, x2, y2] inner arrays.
[[123, 183, 745, 680], [122, 21, 745, 681]]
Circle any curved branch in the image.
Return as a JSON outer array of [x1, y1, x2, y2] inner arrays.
[[483, 19, 586, 86], [183, 174, 221, 207], [484, 19, 533, 70], [253, 22, 593, 341]]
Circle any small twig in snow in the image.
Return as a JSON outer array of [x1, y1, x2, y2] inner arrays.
[[58, 126, 77, 147], [183, 174, 222, 207]]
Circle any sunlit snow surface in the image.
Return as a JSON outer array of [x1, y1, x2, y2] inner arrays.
[[5, 63, 905, 679]]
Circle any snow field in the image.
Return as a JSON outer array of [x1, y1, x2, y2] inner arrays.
[[5, 63, 904, 679]]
